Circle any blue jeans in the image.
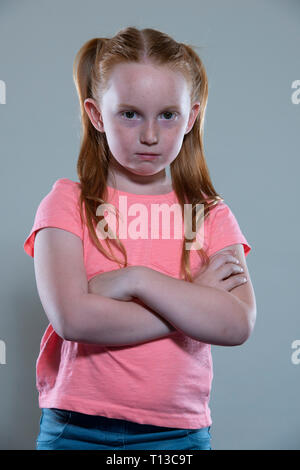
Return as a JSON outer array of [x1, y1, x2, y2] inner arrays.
[[36, 408, 212, 450]]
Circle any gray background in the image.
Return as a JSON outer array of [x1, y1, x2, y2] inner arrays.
[[0, 0, 299, 450]]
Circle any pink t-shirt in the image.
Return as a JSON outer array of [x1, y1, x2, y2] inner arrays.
[[23, 178, 251, 429]]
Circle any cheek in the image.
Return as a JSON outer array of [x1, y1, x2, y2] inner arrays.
[[164, 127, 186, 152], [105, 124, 132, 151]]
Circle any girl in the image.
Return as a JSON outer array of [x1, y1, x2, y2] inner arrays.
[[24, 27, 256, 451]]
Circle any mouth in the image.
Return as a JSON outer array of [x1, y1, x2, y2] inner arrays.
[[136, 153, 160, 160]]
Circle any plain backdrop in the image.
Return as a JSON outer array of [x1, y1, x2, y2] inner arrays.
[[0, 0, 299, 450]]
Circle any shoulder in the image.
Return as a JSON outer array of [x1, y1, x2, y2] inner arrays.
[[206, 199, 230, 225], [208, 198, 229, 213], [23, 178, 84, 258], [205, 199, 252, 258], [45, 177, 82, 208], [52, 177, 81, 195]]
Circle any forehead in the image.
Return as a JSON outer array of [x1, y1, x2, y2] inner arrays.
[[103, 62, 190, 108]]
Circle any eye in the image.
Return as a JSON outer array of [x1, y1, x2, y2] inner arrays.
[[120, 111, 178, 120], [121, 111, 137, 120], [161, 111, 177, 120]]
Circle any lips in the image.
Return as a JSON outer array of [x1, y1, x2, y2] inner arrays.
[[136, 154, 160, 160]]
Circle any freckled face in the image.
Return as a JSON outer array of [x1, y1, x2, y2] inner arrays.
[[99, 62, 194, 176]]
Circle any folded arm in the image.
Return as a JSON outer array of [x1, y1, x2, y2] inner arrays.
[[132, 266, 253, 346]]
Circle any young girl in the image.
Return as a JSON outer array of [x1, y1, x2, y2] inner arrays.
[[23, 27, 256, 451]]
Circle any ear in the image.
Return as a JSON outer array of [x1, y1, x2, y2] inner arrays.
[[84, 98, 105, 132], [184, 102, 201, 135]]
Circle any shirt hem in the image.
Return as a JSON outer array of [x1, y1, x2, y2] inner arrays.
[[38, 394, 212, 429]]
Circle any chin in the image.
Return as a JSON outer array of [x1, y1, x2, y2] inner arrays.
[[127, 166, 160, 176]]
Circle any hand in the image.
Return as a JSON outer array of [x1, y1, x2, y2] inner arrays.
[[88, 266, 137, 301], [193, 248, 247, 292]]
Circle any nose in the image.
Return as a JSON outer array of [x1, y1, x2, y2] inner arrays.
[[140, 120, 158, 145]]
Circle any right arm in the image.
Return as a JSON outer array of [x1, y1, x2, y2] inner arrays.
[[66, 294, 176, 345], [33, 227, 176, 346]]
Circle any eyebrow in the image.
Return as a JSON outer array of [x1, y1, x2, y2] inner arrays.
[[117, 103, 181, 111]]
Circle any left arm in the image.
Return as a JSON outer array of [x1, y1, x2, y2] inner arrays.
[[133, 245, 256, 347]]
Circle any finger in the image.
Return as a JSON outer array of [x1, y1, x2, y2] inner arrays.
[[218, 262, 244, 279], [209, 248, 234, 260], [222, 274, 247, 291], [210, 252, 240, 268]]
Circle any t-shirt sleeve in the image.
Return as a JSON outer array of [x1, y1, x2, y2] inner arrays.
[[206, 200, 252, 258], [23, 178, 84, 258]]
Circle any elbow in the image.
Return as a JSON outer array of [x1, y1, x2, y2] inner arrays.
[[42, 309, 75, 342], [62, 324, 77, 342], [58, 296, 86, 342], [235, 324, 251, 346], [236, 304, 257, 346], [53, 316, 76, 342], [62, 312, 80, 342]]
